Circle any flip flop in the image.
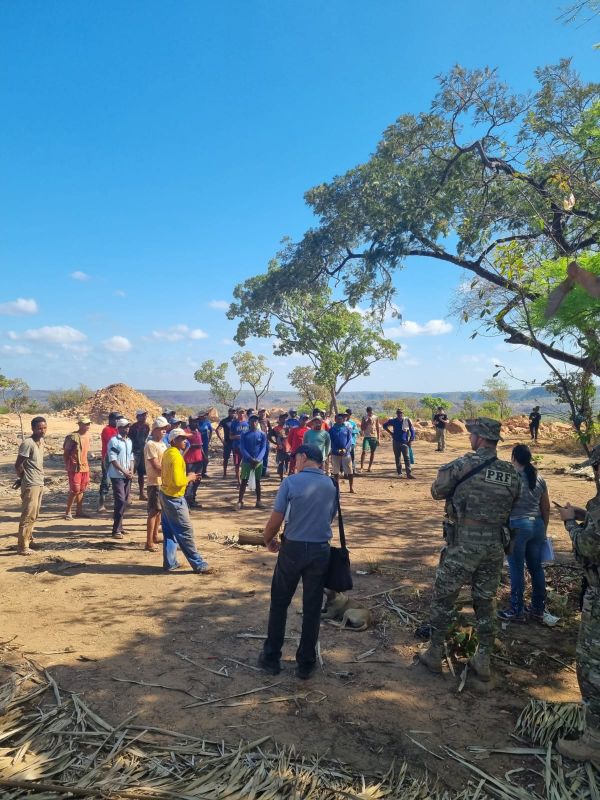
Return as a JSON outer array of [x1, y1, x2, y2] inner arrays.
[[144, 544, 158, 552]]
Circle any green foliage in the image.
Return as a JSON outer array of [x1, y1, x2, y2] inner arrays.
[[382, 397, 421, 418], [229, 278, 399, 412], [0, 371, 31, 438], [47, 384, 93, 412], [238, 63, 600, 378], [194, 360, 240, 407], [460, 394, 480, 419], [420, 396, 453, 416], [544, 369, 598, 446], [288, 366, 329, 409], [480, 401, 501, 420], [231, 351, 273, 409], [481, 378, 512, 420]]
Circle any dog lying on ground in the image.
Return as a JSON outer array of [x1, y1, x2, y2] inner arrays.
[[321, 588, 372, 632]]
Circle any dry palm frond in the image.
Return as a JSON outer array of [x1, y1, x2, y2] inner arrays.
[[515, 699, 585, 746], [0, 669, 598, 800]]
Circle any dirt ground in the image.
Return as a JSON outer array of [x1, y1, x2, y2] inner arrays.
[[0, 414, 595, 791]]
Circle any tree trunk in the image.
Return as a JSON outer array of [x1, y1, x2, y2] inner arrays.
[[329, 388, 338, 416]]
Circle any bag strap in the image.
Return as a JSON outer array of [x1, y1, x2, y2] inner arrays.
[[447, 456, 497, 500], [331, 478, 347, 548]]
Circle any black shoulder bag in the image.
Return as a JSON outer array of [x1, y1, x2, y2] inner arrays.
[[324, 480, 353, 592]]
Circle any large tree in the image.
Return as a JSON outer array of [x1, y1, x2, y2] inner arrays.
[[237, 63, 599, 377], [229, 282, 399, 413]]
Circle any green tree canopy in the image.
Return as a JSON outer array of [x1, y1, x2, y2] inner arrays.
[[288, 366, 329, 409], [231, 351, 273, 410], [194, 360, 240, 408], [234, 63, 600, 377], [229, 281, 399, 412]]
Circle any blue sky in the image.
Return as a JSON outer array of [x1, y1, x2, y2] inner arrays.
[[1, 1, 597, 392]]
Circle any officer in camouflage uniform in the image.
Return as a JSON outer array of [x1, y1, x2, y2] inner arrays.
[[419, 418, 520, 680], [557, 444, 600, 764]]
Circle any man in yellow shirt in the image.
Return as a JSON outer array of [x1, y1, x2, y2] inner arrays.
[[160, 428, 213, 574]]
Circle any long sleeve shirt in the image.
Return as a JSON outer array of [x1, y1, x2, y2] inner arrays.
[[329, 424, 352, 453], [240, 430, 267, 463]]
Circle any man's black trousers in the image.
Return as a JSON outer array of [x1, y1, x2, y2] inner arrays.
[[392, 440, 411, 475], [263, 539, 330, 668]]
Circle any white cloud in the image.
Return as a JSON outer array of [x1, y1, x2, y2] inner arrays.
[[384, 319, 453, 338], [16, 325, 87, 345], [114, 289, 126, 297], [70, 271, 90, 281], [209, 300, 229, 310], [221, 338, 234, 345], [152, 324, 208, 341], [103, 335, 132, 352], [459, 354, 482, 364], [0, 298, 39, 316], [2, 344, 31, 355]]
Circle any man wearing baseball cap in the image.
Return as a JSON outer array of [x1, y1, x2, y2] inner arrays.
[[418, 417, 520, 681], [98, 411, 120, 512], [107, 418, 134, 539], [63, 416, 92, 520], [556, 444, 600, 763], [160, 427, 213, 574]]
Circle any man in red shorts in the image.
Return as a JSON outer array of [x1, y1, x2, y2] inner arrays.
[[63, 416, 92, 519]]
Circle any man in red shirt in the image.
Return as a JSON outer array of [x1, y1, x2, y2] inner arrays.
[[98, 411, 119, 512], [183, 416, 204, 508], [287, 414, 310, 475], [269, 413, 291, 481]]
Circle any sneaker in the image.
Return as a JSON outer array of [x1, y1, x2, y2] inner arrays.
[[407, 474, 416, 480], [258, 652, 281, 675], [112, 532, 124, 539], [255, 501, 266, 509], [64, 513, 74, 520], [236, 501, 244, 511], [194, 566, 216, 575], [295, 662, 316, 680], [497, 608, 526, 623]]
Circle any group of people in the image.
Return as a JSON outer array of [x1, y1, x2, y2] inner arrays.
[[260, 414, 600, 764], [12, 406, 600, 763]]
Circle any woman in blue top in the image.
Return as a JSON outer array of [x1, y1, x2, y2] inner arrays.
[[498, 444, 554, 625]]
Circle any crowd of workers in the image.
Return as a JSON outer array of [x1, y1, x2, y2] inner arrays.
[[12, 401, 600, 764]]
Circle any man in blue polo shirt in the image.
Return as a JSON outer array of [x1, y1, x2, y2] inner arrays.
[[259, 444, 337, 680], [329, 412, 355, 493], [383, 408, 415, 478]]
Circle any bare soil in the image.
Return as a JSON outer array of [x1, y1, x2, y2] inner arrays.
[[0, 414, 594, 790]]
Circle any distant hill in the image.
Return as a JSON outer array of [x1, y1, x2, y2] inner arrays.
[[28, 386, 577, 419]]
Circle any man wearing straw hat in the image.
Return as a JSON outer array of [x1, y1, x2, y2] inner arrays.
[[557, 444, 600, 763]]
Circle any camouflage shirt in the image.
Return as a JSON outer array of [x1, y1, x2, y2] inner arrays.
[[431, 446, 520, 526], [566, 494, 600, 585]]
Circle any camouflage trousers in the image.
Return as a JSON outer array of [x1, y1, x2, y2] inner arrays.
[[429, 529, 504, 650], [577, 585, 600, 728]]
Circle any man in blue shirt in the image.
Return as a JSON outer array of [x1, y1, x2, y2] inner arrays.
[[197, 411, 213, 478], [260, 444, 337, 680], [329, 413, 355, 493], [107, 418, 135, 538], [344, 408, 360, 470], [285, 408, 300, 429], [237, 415, 267, 510], [383, 409, 415, 479], [229, 408, 249, 486]]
